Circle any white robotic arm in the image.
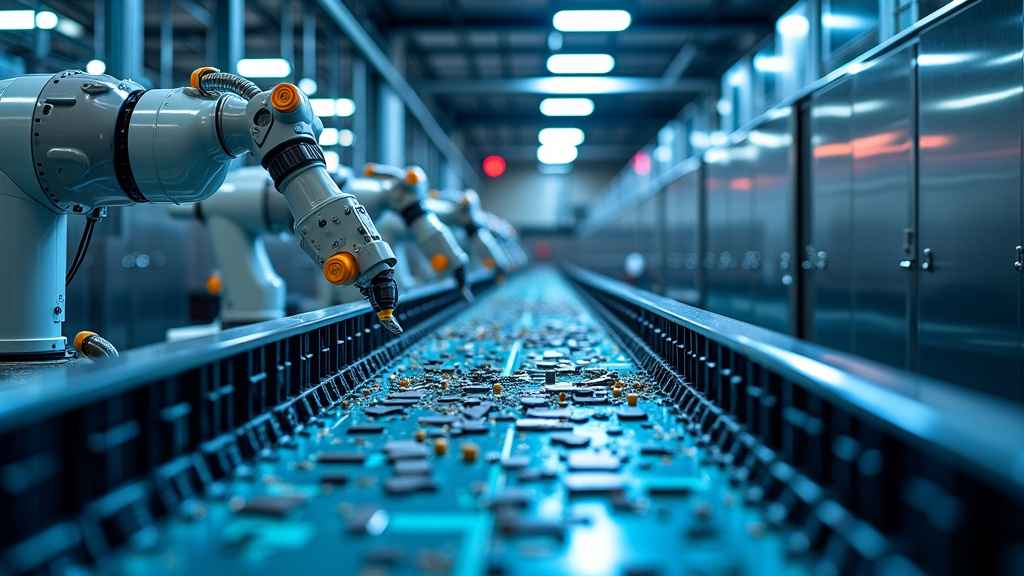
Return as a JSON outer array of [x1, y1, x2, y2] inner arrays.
[[362, 163, 474, 301], [427, 188, 514, 274], [0, 66, 402, 359]]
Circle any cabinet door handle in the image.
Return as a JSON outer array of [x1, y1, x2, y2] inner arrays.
[[1015, 246, 1023, 272], [921, 248, 933, 271], [899, 259, 914, 269]]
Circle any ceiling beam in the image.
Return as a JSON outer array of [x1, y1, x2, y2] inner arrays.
[[662, 43, 699, 81], [386, 16, 770, 38], [454, 112, 669, 130], [417, 76, 716, 96], [314, 0, 481, 188]]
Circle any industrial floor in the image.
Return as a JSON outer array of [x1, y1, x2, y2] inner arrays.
[[114, 269, 808, 576]]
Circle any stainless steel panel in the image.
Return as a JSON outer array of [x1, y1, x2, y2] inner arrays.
[[704, 151, 732, 316], [850, 45, 915, 370], [918, 0, 1022, 401], [751, 111, 794, 333], [727, 142, 756, 324], [664, 169, 702, 304], [807, 78, 854, 351]]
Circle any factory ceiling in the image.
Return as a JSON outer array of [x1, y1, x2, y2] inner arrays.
[[1, 0, 795, 173]]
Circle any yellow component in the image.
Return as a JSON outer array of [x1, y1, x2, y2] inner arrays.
[[190, 66, 219, 90], [429, 189, 440, 199], [271, 83, 302, 113], [399, 378, 410, 388], [377, 308, 395, 322], [364, 163, 377, 177], [493, 383, 502, 395], [434, 438, 448, 456], [73, 331, 97, 353], [206, 274, 222, 296], [324, 252, 360, 285], [415, 430, 427, 443], [614, 380, 624, 389], [461, 442, 479, 463], [626, 393, 638, 407], [430, 253, 449, 272], [613, 388, 622, 398], [441, 381, 449, 392], [482, 257, 496, 270], [558, 392, 567, 404], [404, 167, 422, 186]]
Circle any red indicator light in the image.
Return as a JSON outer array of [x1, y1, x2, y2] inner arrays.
[[483, 155, 506, 178], [631, 151, 651, 175]]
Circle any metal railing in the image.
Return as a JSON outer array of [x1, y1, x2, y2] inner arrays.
[[0, 273, 493, 574], [567, 264, 1024, 576]]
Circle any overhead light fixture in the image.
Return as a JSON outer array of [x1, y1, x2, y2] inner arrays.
[[753, 55, 787, 73], [35, 11, 58, 30], [55, 17, 84, 38], [553, 10, 631, 32], [537, 145, 578, 165], [538, 128, 584, 147], [297, 77, 318, 95], [546, 54, 615, 74], [236, 58, 292, 78], [338, 129, 355, 147], [334, 98, 356, 117], [0, 10, 35, 29], [539, 97, 594, 116], [86, 59, 106, 75], [309, 97, 356, 118], [318, 127, 340, 147], [777, 14, 809, 36], [538, 163, 572, 174]]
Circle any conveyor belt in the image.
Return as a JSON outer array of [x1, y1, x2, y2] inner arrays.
[[3, 267, 1023, 576], [100, 268, 805, 576]]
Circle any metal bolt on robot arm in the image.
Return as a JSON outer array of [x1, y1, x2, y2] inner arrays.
[[362, 163, 474, 301], [426, 188, 515, 275], [0, 67, 402, 359]]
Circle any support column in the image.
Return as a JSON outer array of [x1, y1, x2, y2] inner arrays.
[[103, 0, 144, 80], [378, 35, 406, 167], [214, 0, 244, 75]]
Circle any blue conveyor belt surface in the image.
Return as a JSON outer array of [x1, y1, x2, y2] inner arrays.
[[115, 268, 808, 576]]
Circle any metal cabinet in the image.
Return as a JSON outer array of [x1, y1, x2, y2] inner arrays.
[[805, 78, 854, 351], [663, 168, 702, 304], [917, 0, 1022, 400], [704, 151, 732, 316], [850, 45, 915, 370], [751, 111, 795, 334]]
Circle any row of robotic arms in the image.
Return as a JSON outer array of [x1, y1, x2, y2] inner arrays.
[[0, 66, 526, 363], [168, 163, 528, 329]]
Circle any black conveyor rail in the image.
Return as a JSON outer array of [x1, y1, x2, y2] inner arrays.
[[567, 265, 1024, 576], [0, 274, 494, 575]]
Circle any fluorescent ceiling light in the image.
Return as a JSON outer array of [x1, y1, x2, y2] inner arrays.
[[547, 54, 615, 74], [339, 129, 354, 147], [236, 58, 291, 78], [553, 10, 631, 32], [538, 128, 584, 147], [753, 55, 787, 73], [540, 97, 594, 116], [86, 59, 106, 75], [35, 11, 58, 29], [823, 13, 871, 29], [297, 77, 318, 95], [777, 14, 809, 36], [335, 98, 355, 117], [318, 127, 339, 147], [310, 98, 335, 117], [309, 97, 356, 117], [0, 10, 37, 30], [537, 145, 578, 165], [55, 17, 84, 38]]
